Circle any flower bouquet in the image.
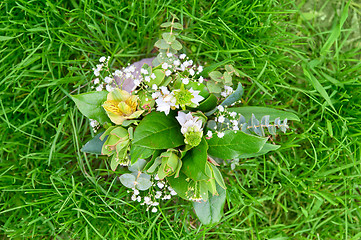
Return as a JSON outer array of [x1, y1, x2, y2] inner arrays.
[[71, 15, 299, 225]]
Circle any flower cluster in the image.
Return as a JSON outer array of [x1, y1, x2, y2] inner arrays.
[[72, 16, 294, 224]]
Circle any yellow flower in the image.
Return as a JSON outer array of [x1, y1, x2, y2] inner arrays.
[[102, 89, 144, 125]]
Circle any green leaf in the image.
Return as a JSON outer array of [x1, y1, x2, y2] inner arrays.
[[207, 81, 222, 93], [71, 91, 110, 124], [160, 22, 172, 28], [167, 172, 190, 200], [81, 131, 107, 154], [181, 138, 209, 181], [238, 143, 280, 158], [146, 69, 165, 87], [136, 176, 152, 190], [209, 71, 223, 82], [155, 39, 170, 49], [162, 32, 176, 43], [221, 83, 243, 107], [209, 163, 226, 190], [228, 106, 300, 122], [128, 159, 147, 172], [196, 94, 218, 112], [119, 174, 136, 189], [132, 111, 184, 149], [172, 22, 183, 30], [193, 183, 226, 225], [130, 145, 154, 164], [170, 40, 182, 50], [207, 130, 267, 160]]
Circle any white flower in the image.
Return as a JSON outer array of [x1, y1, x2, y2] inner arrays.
[[106, 85, 114, 92], [224, 85, 234, 95], [179, 54, 186, 59], [136, 196, 141, 202], [221, 91, 227, 97], [173, 60, 181, 66], [218, 115, 225, 123], [131, 195, 137, 201], [93, 78, 100, 84], [151, 73, 156, 79], [230, 112, 237, 118], [217, 105, 224, 112], [134, 79, 141, 86], [145, 76, 151, 82], [157, 182, 164, 189], [207, 130, 213, 138], [128, 65, 136, 72], [162, 63, 169, 69], [151, 207, 158, 213], [189, 88, 204, 105], [152, 84, 158, 90], [114, 70, 122, 77], [144, 197, 151, 204], [93, 69, 100, 76], [140, 68, 148, 75], [155, 97, 172, 115], [151, 202, 159, 206], [176, 112, 203, 135], [96, 85, 103, 91], [217, 132, 225, 138], [152, 92, 161, 99], [183, 61, 190, 67], [167, 52, 173, 57], [155, 191, 162, 199], [165, 70, 172, 76], [199, 76, 204, 83], [231, 120, 238, 126], [90, 119, 98, 128], [170, 190, 177, 196], [182, 78, 189, 85], [125, 73, 132, 79], [104, 76, 113, 84], [197, 66, 203, 73], [99, 56, 106, 62], [232, 125, 239, 131], [189, 69, 195, 76], [133, 189, 139, 195], [154, 174, 160, 181], [159, 86, 170, 95]]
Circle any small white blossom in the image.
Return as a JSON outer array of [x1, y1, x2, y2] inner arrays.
[[233, 125, 239, 131], [207, 130, 213, 138], [162, 63, 169, 69], [176, 112, 203, 135], [106, 85, 114, 92], [134, 79, 141, 86], [94, 69, 100, 76], [128, 65, 136, 72], [114, 70, 122, 77], [151, 207, 158, 213], [131, 195, 137, 201], [179, 54, 186, 59], [96, 85, 103, 91], [182, 78, 189, 85], [144, 196, 151, 204], [154, 174, 160, 181], [140, 68, 148, 75], [165, 70, 172, 76], [145, 76, 151, 82], [197, 66, 203, 73], [155, 191, 162, 199], [170, 190, 177, 196], [230, 112, 237, 118], [99, 56, 106, 62], [189, 69, 195, 76], [157, 182, 164, 189], [152, 92, 161, 99], [104, 76, 113, 84], [151, 84, 157, 90], [159, 86, 170, 95], [90, 119, 98, 128], [125, 72, 132, 79], [133, 189, 139, 195], [189, 88, 204, 105], [218, 115, 225, 123], [93, 78, 100, 84], [173, 60, 181, 66], [217, 132, 225, 138], [217, 105, 225, 112], [167, 52, 173, 57], [151, 202, 159, 206], [199, 76, 204, 83], [183, 61, 191, 67], [151, 73, 156, 79]]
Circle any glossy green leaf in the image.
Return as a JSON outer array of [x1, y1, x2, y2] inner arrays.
[[146, 69, 165, 87], [130, 145, 154, 164], [71, 91, 110, 124], [196, 94, 218, 112], [228, 106, 300, 122], [81, 131, 106, 154], [238, 143, 280, 158], [128, 159, 147, 172], [132, 111, 184, 149], [193, 183, 226, 225], [207, 130, 267, 160], [181, 138, 209, 181], [209, 163, 226, 190], [167, 172, 190, 200]]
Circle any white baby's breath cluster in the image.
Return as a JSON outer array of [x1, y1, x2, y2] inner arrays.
[[91, 56, 115, 92], [127, 174, 177, 213], [89, 119, 99, 133]]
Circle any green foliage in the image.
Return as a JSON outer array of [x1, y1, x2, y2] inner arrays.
[[81, 131, 106, 154], [71, 91, 110, 124], [132, 111, 184, 149], [207, 130, 268, 160]]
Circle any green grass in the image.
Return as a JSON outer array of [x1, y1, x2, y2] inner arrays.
[[1, 0, 361, 239]]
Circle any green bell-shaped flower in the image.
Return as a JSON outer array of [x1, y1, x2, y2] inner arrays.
[[147, 150, 182, 180], [100, 126, 130, 169]]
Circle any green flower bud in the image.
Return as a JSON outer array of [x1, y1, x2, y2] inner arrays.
[[184, 129, 202, 147], [101, 126, 130, 166], [148, 150, 182, 180]]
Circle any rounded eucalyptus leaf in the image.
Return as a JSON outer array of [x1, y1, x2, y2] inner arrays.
[[128, 159, 147, 172], [136, 177, 152, 190], [119, 174, 136, 189]]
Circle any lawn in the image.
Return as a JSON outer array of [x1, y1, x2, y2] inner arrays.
[[1, 0, 361, 239]]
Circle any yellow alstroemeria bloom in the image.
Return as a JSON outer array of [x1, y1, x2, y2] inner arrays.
[[102, 89, 144, 125]]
